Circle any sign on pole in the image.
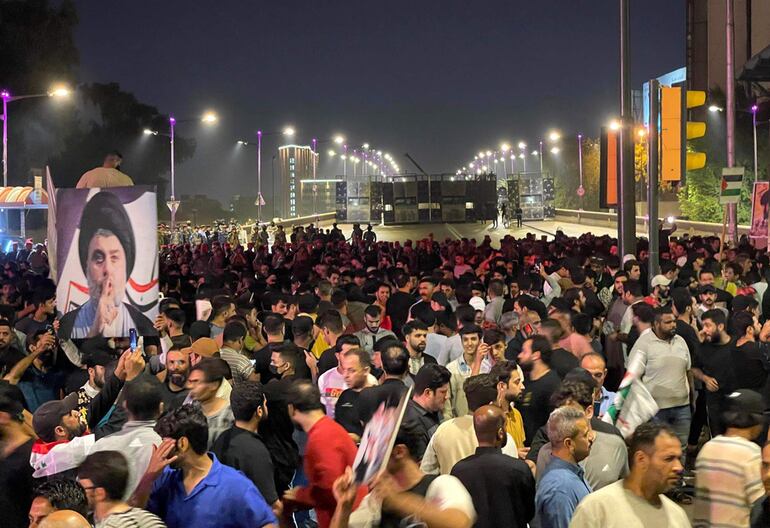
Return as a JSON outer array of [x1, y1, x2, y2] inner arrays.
[[719, 167, 744, 204]]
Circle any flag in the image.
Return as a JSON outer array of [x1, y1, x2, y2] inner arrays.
[[46, 166, 58, 282], [720, 167, 744, 204], [602, 356, 659, 438]]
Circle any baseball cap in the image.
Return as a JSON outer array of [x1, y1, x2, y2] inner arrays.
[[723, 389, 766, 416], [84, 350, 114, 368], [469, 296, 486, 311], [650, 275, 671, 288], [33, 398, 78, 442], [189, 337, 219, 358], [699, 284, 717, 295]]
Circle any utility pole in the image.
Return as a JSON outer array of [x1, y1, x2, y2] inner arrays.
[[725, 0, 737, 242], [618, 0, 636, 256], [648, 80, 660, 280]]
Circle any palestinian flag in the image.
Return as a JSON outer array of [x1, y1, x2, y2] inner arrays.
[[602, 356, 659, 438], [720, 168, 744, 204]]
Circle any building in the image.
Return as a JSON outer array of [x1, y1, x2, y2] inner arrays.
[[687, 0, 770, 94], [277, 145, 317, 218]]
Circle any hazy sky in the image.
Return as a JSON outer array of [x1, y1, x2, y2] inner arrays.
[[73, 0, 684, 202]]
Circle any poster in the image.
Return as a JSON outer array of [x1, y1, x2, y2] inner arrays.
[[56, 186, 159, 340], [352, 388, 411, 484], [750, 181, 769, 242]]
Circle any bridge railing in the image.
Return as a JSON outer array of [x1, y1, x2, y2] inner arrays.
[[554, 208, 751, 237]]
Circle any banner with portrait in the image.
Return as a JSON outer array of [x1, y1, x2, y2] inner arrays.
[[55, 186, 159, 340], [750, 181, 770, 249]]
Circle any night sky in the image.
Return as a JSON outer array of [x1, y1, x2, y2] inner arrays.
[[73, 1, 684, 203]]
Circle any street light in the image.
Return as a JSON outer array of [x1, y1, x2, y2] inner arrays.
[[550, 147, 561, 155], [708, 105, 724, 113], [2, 84, 71, 187], [334, 135, 345, 145], [609, 120, 621, 131], [548, 131, 561, 142], [145, 112, 218, 232], [283, 126, 295, 137], [518, 141, 527, 150]]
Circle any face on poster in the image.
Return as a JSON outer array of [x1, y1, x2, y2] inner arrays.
[[56, 187, 159, 340]]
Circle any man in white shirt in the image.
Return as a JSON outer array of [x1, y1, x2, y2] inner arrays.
[[318, 340, 378, 418], [626, 306, 692, 449]]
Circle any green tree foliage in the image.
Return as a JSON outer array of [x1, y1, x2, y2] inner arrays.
[[553, 136, 600, 210]]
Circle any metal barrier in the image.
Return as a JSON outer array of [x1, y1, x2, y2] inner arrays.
[[554, 208, 751, 237], [255, 212, 337, 229]]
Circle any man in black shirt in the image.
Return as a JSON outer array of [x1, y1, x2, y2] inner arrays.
[[539, 319, 578, 379], [212, 380, 280, 516], [517, 335, 561, 446], [386, 272, 416, 340], [403, 364, 451, 460], [252, 313, 286, 383], [158, 348, 190, 411], [0, 383, 35, 528], [0, 319, 24, 377], [15, 286, 56, 339], [357, 342, 410, 426], [335, 348, 372, 440], [693, 309, 734, 436], [451, 405, 535, 528]]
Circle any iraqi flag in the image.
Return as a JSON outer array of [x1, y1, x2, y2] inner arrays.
[[602, 356, 659, 438]]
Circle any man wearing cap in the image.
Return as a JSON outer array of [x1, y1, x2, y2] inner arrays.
[[29, 348, 145, 478], [645, 275, 671, 307], [695, 389, 766, 527], [59, 191, 156, 340], [73, 348, 112, 423], [696, 284, 728, 321]]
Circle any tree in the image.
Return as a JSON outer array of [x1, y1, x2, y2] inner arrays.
[[48, 83, 195, 198]]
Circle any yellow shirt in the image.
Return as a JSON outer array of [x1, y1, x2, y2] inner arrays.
[[506, 406, 526, 448]]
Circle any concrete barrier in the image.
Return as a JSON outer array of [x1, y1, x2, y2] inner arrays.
[[554, 208, 750, 237]]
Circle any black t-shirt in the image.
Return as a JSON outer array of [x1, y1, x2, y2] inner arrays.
[[387, 292, 416, 338], [0, 438, 34, 528], [519, 369, 561, 446], [549, 348, 579, 379], [252, 344, 277, 384], [696, 340, 735, 394], [0, 347, 25, 377], [731, 342, 769, 393], [158, 379, 189, 411], [15, 315, 52, 337], [675, 319, 700, 364], [334, 388, 363, 437], [317, 347, 338, 376], [379, 474, 440, 528], [211, 426, 279, 504]]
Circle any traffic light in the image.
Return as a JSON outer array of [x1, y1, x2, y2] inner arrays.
[[660, 87, 707, 181], [685, 90, 707, 171]]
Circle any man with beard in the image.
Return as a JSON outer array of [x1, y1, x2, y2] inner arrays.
[[517, 335, 561, 446], [186, 358, 234, 449], [15, 287, 57, 339], [8, 330, 65, 411], [29, 348, 145, 478], [403, 363, 451, 460], [451, 405, 535, 528], [131, 405, 277, 528], [0, 319, 24, 377], [403, 320, 437, 377], [692, 309, 735, 436], [490, 360, 528, 455], [626, 307, 692, 449], [695, 284, 728, 321], [157, 347, 190, 411], [444, 325, 489, 420], [73, 349, 112, 425], [354, 305, 396, 355], [570, 423, 689, 527], [59, 191, 155, 340]]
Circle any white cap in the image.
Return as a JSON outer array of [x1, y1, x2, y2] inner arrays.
[[651, 274, 671, 288], [469, 296, 486, 311]]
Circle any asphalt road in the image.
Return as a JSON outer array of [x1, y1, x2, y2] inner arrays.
[[333, 219, 622, 243]]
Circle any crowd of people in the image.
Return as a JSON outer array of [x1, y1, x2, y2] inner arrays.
[[1, 220, 770, 528]]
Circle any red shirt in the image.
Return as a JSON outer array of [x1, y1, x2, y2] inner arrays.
[[293, 416, 366, 528]]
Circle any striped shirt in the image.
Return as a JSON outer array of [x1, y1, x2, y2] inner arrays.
[[98, 507, 166, 528], [219, 347, 255, 384], [694, 435, 764, 527]]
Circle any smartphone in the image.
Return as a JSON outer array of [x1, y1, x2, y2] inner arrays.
[[129, 328, 138, 352], [523, 323, 534, 335]]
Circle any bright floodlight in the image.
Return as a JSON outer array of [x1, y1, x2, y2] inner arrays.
[[327, 150, 336, 156], [609, 120, 621, 131], [548, 131, 560, 142], [237, 140, 246, 145], [143, 129, 157, 135], [550, 147, 560, 154], [637, 127, 647, 138], [485, 150, 492, 157], [334, 135, 345, 144], [531, 150, 538, 156], [751, 104, 759, 113], [283, 126, 295, 136], [708, 105, 723, 113], [201, 112, 218, 123], [500, 143, 510, 152], [362, 143, 370, 149], [49, 86, 71, 98], [666, 215, 676, 224], [518, 141, 526, 150], [519, 153, 525, 159]]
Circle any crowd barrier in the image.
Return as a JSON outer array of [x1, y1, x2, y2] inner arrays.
[[554, 208, 751, 237]]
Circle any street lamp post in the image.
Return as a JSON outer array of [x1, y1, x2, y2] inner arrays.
[[1, 86, 70, 187], [169, 116, 178, 232], [257, 130, 263, 222], [752, 104, 759, 181]]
